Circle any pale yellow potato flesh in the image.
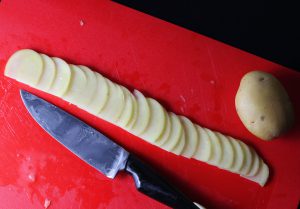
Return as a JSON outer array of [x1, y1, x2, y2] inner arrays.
[[140, 98, 166, 143], [193, 126, 212, 162], [77, 65, 98, 107], [160, 112, 183, 152], [37, 54, 56, 91], [6, 49, 270, 186], [49, 57, 71, 97], [238, 141, 253, 175], [86, 72, 109, 115], [206, 129, 222, 166], [247, 148, 260, 176], [63, 65, 87, 104], [155, 111, 172, 146], [180, 116, 198, 158], [243, 160, 269, 186], [124, 92, 138, 130], [216, 133, 234, 169], [117, 87, 135, 127], [98, 79, 125, 123], [5, 49, 43, 87], [171, 123, 186, 155], [129, 90, 150, 135], [228, 137, 244, 173]]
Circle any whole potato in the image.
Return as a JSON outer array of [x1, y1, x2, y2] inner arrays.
[[235, 71, 294, 140]]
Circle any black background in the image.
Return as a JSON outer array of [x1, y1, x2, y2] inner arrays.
[[113, 0, 300, 71]]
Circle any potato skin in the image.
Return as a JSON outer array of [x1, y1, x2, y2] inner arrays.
[[235, 71, 294, 140]]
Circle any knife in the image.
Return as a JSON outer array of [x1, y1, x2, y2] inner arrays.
[[20, 90, 205, 209]]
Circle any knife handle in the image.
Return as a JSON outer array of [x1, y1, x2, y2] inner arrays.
[[125, 154, 203, 209]]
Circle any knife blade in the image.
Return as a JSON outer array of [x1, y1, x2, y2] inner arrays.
[[20, 90, 205, 209]]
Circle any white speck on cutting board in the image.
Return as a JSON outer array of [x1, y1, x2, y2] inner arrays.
[[28, 173, 36, 182], [80, 20, 85, 26], [206, 44, 220, 87], [44, 198, 51, 208]]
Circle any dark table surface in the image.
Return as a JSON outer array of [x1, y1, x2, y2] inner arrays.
[[114, 0, 300, 71]]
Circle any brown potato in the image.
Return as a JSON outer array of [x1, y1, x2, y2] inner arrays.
[[235, 71, 294, 140]]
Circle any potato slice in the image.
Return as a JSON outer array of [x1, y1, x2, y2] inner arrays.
[[193, 126, 212, 162], [246, 148, 260, 176], [160, 112, 183, 152], [63, 65, 87, 104], [129, 90, 150, 135], [238, 141, 253, 175], [206, 129, 222, 165], [180, 116, 198, 158], [5, 49, 43, 86], [140, 98, 166, 143], [243, 160, 269, 186], [171, 126, 185, 155], [216, 133, 234, 169], [77, 65, 98, 107], [49, 57, 71, 97], [228, 137, 244, 173], [86, 72, 109, 115], [98, 79, 125, 123], [125, 92, 138, 129], [117, 87, 135, 127], [36, 54, 56, 91], [155, 112, 172, 146]]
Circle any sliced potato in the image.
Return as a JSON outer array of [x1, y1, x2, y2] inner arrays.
[[228, 137, 244, 173], [193, 126, 212, 162], [86, 72, 109, 115], [180, 116, 198, 158], [117, 87, 135, 127], [129, 90, 150, 135], [206, 129, 222, 165], [140, 98, 166, 143], [5, 49, 43, 86], [160, 112, 183, 152], [63, 65, 87, 104], [246, 148, 260, 176], [77, 65, 98, 107], [125, 92, 138, 129], [216, 133, 234, 169], [155, 113, 172, 146], [37, 54, 56, 91], [243, 161, 269, 186], [98, 79, 125, 123], [238, 141, 253, 175], [49, 57, 71, 97], [171, 126, 186, 155]]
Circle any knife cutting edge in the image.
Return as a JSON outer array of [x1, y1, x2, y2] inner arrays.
[[20, 90, 205, 209]]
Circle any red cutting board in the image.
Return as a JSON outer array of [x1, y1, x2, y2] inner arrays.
[[0, 1, 299, 209]]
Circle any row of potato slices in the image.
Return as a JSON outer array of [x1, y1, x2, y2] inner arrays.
[[5, 49, 269, 186]]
